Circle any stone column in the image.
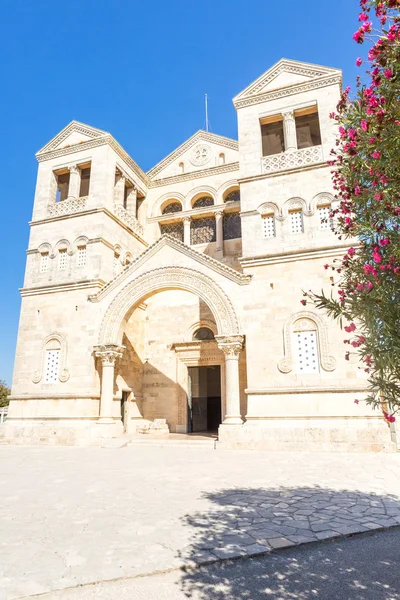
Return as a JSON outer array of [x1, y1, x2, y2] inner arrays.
[[67, 165, 81, 199], [114, 175, 126, 207], [215, 210, 224, 257], [282, 111, 297, 152], [216, 335, 244, 425], [94, 345, 124, 423], [126, 186, 137, 216], [183, 216, 191, 246]]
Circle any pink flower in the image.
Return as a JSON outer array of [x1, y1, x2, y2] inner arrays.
[[354, 186, 361, 196], [348, 247, 356, 256], [361, 120, 368, 132], [372, 251, 382, 264], [374, 192, 384, 201], [300, 299, 307, 306], [356, 57, 363, 67], [345, 352, 350, 361], [373, 151, 381, 159], [384, 69, 394, 79], [353, 30, 364, 43], [344, 323, 356, 333], [379, 238, 390, 246], [383, 412, 396, 423], [358, 12, 369, 21], [354, 399, 360, 404]]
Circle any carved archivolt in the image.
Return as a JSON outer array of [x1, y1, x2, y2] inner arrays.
[[32, 333, 70, 383], [278, 311, 336, 374], [257, 202, 283, 221], [98, 266, 240, 345], [187, 320, 218, 341], [283, 197, 312, 217], [314, 192, 334, 209]]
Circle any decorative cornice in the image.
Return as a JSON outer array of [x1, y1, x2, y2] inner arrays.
[[239, 244, 351, 268], [148, 201, 240, 224], [233, 59, 341, 103], [20, 279, 106, 297], [36, 121, 108, 154], [234, 74, 342, 109], [89, 234, 251, 303], [149, 162, 240, 188], [238, 161, 329, 184], [147, 130, 238, 180], [245, 384, 369, 395]]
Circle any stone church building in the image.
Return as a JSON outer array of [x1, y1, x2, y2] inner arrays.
[[3, 59, 396, 450]]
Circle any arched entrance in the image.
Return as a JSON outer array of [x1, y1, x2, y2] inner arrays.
[[93, 267, 245, 432]]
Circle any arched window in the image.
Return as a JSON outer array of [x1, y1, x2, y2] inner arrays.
[[224, 189, 240, 203], [192, 196, 214, 209], [44, 339, 61, 383], [178, 162, 184, 174], [40, 252, 49, 273], [193, 327, 215, 341], [293, 319, 319, 374], [77, 245, 87, 267], [162, 201, 183, 215], [219, 153, 225, 165], [113, 251, 120, 276]]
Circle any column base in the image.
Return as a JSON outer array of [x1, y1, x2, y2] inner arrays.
[[96, 417, 115, 424], [222, 416, 243, 425]]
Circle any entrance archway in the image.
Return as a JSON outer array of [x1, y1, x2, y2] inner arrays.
[[94, 266, 244, 430]]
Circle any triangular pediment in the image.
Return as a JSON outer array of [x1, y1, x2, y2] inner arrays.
[[37, 120, 109, 155], [233, 59, 341, 105], [89, 235, 251, 303], [147, 130, 239, 181]]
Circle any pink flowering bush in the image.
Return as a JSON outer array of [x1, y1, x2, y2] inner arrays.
[[305, 0, 400, 422]]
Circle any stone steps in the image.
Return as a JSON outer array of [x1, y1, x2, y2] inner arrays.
[[126, 436, 217, 448]]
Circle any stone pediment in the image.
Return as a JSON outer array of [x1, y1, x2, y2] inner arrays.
[[233, 59, 342, 109], [89, 235, 251, 303], [36, 121, 109, 156], [147, 130, 239, 181]]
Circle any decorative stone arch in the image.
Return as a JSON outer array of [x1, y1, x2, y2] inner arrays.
[[186, 186, 217, 210], [257, 201, 283, 220], [313, 192, 335, 210], [32, 332, 70, 384], [98, 266, 240, 346], [218, 180, 240, 204], [278, 311, 336, 373], [151, 192, 185, 217], [55, 238, 72, 255], [72, 235, 89, 253], [282, 197, 311, 218]]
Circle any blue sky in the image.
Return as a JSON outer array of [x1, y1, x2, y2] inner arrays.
[[0, 0, 362, 385]]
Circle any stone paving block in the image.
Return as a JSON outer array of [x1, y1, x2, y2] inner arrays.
[[315, 530, 341, 540], [211, 546, 248, 560], [363, 522, 384, 530], [244, 543, 271, 556], [268, 538, 295, 549], [288, 535, 318, 544]]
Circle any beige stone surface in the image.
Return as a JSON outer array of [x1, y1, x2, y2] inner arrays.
[[6, 58, 397, 451]]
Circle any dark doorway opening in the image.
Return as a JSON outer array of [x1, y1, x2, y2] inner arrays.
[[188, 365, 222, 433]]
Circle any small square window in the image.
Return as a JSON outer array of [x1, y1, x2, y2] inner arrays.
[[77, 246, 86, 267], [295, 331, 319, 374], [58, 249, 68, 270], [40, 253, 49, 273], [262, 215, 275, 238], [290, 210, 304, 234], [318, 205, 333, 231], [44, 349, 60, 383]]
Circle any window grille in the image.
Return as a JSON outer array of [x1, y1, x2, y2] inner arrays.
[[223, 212, 242, 240], [77, 246, 86, 267], [162, 202, 182, 215], [58, 249, 68, 270], [40, 253, 49, 273], [224, 190, 240, 203], [113, 253, 120, 276], [160, 222, 184, 242], [295, 331, 319, 374], [262, 215, 275, 238], [192, 196, 214, 209], [191, 217, 216, 244], [193, 327, 215, 341], [290, 210, 304, 234], [318, 205, 333, 230], [44, 349, 60, 383]]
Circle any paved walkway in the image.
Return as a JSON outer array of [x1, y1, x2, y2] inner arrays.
[[1, 446, 400, 599]]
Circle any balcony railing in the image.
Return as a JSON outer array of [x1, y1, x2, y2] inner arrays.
[[113, 203, 144, 236], [48, 196, 88, 217], [261, 145, 324, 175]]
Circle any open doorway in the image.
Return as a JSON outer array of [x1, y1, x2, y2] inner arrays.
[[188, 365, 222, 433]]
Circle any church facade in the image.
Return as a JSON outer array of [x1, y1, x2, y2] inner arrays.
[[3, 59, 396, 450]]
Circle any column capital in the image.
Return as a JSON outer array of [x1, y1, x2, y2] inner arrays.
[[183, 216, 192, 223], [215, 335, 244, 357], [282, 110, 295, 122], [215, 210, 224, 219], [94, 344, 125, 365], [69, 164, 79, 174]]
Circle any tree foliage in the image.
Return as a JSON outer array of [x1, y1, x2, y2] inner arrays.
[[0, 380, 10, 408], [305, 0, 400, 422]]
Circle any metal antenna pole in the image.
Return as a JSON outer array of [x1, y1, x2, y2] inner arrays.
[[205, 94, 209, 132]]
